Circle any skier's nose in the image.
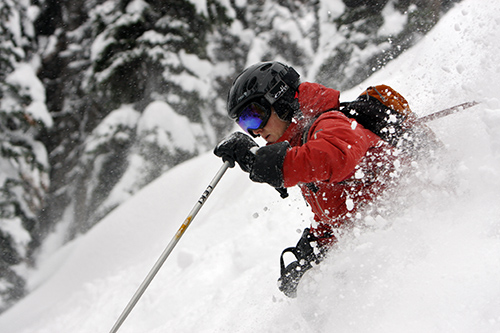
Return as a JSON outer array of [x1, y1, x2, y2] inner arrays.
[[253, 128, 263, 136]]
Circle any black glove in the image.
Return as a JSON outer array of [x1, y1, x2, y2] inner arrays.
[[250, 141, 290, 188], [214, 132, 258, 173]]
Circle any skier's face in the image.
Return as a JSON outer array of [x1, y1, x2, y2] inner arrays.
[[252, 108, 289, 143]]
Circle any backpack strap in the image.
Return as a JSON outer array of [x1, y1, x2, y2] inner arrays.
[[301, 103, 356, 145], [364, 85, 388, 102]]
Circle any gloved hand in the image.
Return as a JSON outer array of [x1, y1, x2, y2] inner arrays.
[[214, 132, 258, 173]]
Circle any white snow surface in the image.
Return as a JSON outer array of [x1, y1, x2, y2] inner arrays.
[[1, 0, 500, 332]]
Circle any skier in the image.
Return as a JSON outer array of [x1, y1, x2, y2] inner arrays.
[[214, 61, 406, 297]]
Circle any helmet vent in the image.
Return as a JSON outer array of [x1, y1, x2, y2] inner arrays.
[[260, 63, 272, 71], [246, 76, 257, 91]]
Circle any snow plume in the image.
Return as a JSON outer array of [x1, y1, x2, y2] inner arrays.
[[1, 0, 500, 332], [298, 1, 500, 331], [298, 127, 500, 332]]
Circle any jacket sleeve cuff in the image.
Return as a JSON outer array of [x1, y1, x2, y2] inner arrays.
[[250, 141, 290, 188]]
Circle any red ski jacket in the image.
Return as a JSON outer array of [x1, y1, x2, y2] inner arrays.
[[275, 82, 397, 245]]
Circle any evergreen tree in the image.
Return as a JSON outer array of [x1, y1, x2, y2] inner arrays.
[[36, 0, 236, 237], [316, 0, 461, 90], [0, 0, 51, 312]]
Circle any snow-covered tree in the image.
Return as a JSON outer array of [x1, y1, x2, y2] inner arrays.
[[0, 0, 51, 312], [316, 0, 461, 89], [34, 0, 236, 237]]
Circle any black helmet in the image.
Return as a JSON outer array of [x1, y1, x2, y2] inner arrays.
[[227, 61, 300, 122]]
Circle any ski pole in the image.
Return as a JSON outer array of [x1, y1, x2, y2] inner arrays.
[[416, 101, 479, 124], [109, 161, 231, 333]]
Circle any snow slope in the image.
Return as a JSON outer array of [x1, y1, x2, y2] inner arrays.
[[1, 0, 500, 332]]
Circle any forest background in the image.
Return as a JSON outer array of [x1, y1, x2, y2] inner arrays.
[[0, 0, 460, 312]]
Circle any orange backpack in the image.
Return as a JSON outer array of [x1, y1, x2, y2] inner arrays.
[[362, 85, 417, 123], [339, 84, 420, 146]]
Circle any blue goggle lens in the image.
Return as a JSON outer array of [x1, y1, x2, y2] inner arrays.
[[237, 103, 269, 135]]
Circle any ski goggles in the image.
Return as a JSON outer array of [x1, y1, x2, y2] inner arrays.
[[236, 102, 271, 137]]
